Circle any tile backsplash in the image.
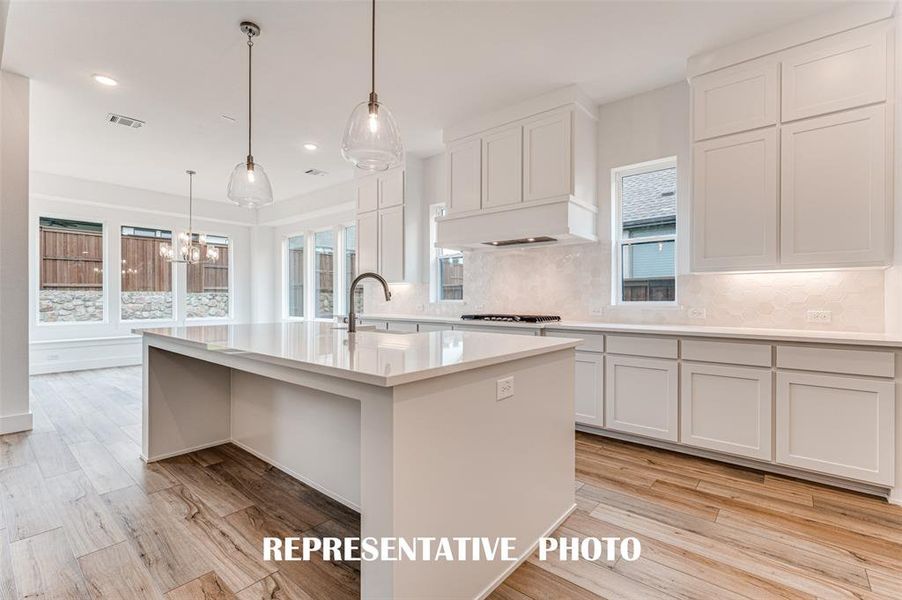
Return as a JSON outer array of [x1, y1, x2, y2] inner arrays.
[[365, 243, 885, 332]]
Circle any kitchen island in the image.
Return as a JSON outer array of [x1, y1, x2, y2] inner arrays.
[[138, 322, 578, 599]]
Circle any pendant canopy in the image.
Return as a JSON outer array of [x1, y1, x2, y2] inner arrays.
[[341, 0, 403, 171], [227, 21, 274, 208]]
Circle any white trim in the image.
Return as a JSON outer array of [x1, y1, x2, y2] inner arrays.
[[142, 438, 232, 463], [258, 201, 355, 227], [475, 503, 577, 600], [611, 156, 678, 306], [0, 412, 34, 435]]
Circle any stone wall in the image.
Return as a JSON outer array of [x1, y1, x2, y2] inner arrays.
[[39, 290, 104, 322], [187, 292, 229, 318], [121, 291, 172, 321]]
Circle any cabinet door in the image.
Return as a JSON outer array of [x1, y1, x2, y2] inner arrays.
[[378, 205, 404, 282], [447, 138, 482, 212], [781, 26, 887, 122], [604, 355, 678, 441], [523, 111, 572, 202], [574, 351, 604, 428], [692, 58, 778, 140], [681, 363, 772, 460], [357, 176, 379, 212], [780, 105, 887, 267], [356, 210, 378, 274], [482, 125, 522, 208], [692, 128, 778, 271], [379, 169, 405, 209], [776, 372, 894, 485]]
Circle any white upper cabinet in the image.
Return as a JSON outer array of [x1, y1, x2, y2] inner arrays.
[[780, 105, 887, 267], [357, 176, 378, 213], [523, 111, 573, 202], [692, 58, 779, 140], [781, 24, 887, 123], [689, 18, 893, 272], [356, 210, 379, 274], [481, 125, 523, 208], [379, 169, 404, 209], [692, 128, 778, 271], [378, 205, 405, 283], [448, 138, 482, 213]]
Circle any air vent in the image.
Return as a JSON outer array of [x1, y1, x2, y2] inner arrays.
[[305, 168, 328, 176], [106, 113, 145, 129]]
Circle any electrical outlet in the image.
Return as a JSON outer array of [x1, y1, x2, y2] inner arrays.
[[688, 307, 706, 320], [416, 304, 425, 312], [589, 306, 605, 316], [807, 310, 832, 324], [496, 376, 514, 401], [47, 353, 60, 361]]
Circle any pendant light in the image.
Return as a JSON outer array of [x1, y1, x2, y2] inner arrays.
[[227, 21, 273, 208], [161, 170, 220, 264], [340, 0, 403, 171]]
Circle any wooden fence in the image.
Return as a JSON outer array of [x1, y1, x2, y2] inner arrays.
[[40, 228, 103, 289], [40, 227, 229, 293]]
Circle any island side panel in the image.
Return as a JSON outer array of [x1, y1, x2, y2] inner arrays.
[[230, 370, 363, 509], [142, 342, 231, 461], [388, 348, 576, 599]]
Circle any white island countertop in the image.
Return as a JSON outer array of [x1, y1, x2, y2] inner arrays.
[[138, 321, 579, 387]]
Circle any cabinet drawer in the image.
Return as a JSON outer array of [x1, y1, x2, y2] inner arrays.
[[776, 345, 894, 378], [418, 322, 452, 333], [385, 320, 417, 333], [776, 372, 894, 485], [781, 24, 887, 122], [692, 58, 778, 140], [682, 339, 771, 367], [606, 335, 677, 359], [453, 324, 538, 336], [544, 329, 604, 353], [681, 363, 772, 460]]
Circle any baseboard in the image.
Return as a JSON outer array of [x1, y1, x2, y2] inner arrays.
[[0, 412, 33, 434], [577, 425, 890, 499], [142, 438, 231, 463], [475, 502, 577, 600], [230, 438, 361, 512], [889, 489, 902, 506], [30, 336, 141, 375]]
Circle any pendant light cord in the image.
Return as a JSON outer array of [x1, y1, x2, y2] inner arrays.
[[188, 171, 194, 236], [247, 34, 254, 160], [371, 0, 376, 96]]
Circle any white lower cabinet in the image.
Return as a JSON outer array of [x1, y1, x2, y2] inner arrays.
[[605, 355, 678, 442], [574, 351, 604, 428], [680, 363, 772, 460], [776, 372, 895, 486]]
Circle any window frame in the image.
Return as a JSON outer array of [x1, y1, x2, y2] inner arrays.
[[282, 232, 307, 321], [429, 203, 464, 303], [35, 214, 111, 327], [312, 226, 337, 321], [184, 230, 235, 322], [118, 224, 176, 323], [611, 157, 678, 306]]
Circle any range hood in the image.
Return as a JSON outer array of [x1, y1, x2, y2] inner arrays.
[[435, 195, 598, 251]]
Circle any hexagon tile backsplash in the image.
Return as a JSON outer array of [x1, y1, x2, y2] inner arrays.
[[366, 244, 885, 332]]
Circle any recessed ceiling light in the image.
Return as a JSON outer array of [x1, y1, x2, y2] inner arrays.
[[303, 143, 318, 151], [92, 74, 118, 87]]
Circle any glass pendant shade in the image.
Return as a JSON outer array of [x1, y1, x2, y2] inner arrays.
[[227, 160, 273, 209], [341, 100, 403, 172]]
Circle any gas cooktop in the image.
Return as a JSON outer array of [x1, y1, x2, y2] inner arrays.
[[460, 314, 562, 323]]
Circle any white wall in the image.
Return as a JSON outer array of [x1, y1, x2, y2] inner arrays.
[[884, 9, 902, 335], [29, 172, 254, 373], [0, 70, 32, 433]]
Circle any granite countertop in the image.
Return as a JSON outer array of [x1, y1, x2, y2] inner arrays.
[[137, 322, 578, 387], [359, 313, 902, 348]]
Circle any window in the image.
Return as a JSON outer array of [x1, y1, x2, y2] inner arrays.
[[430, 205, 464, 301], [120, 226, 173, 321], [314, 230, 335, 318], [38, 217, 104, 322], [187, 234, 230, 318], [344, 224, 363, 313], [287, 234, 305, 318], [613, 159, 677, 303]]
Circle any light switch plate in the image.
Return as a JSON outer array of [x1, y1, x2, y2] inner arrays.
[[688, 307, 706, 320], [496, 376, 514, 401]]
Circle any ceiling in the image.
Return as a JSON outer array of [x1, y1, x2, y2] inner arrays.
[[4, 0, 850, 205]]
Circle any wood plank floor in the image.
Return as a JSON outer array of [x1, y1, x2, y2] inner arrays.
[[2, 367, 899, 599]]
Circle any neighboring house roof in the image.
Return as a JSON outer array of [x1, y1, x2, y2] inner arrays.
[[622, 167, 676, 226]]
